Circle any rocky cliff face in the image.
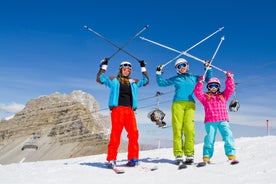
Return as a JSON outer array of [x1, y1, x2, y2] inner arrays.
[[0, 90, 126, 165]]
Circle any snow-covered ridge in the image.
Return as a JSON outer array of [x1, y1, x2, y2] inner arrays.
[[0, 136, 275, 184]]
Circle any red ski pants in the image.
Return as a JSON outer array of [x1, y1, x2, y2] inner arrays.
[[107, 106, 139, 161]]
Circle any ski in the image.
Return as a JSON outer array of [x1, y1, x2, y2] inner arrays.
[[178, 162, 187, 169], [196, 161, 207, 167], [112, 166, 125, 174], [196, 159, 239, 167], [230, 159, 239, 165], [138, 165, 158, 171], [176, 160, 187, 170], [150, 165, 158, 171]]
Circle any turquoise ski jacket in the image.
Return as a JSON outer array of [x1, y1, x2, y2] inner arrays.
[[99, 73, 149, 110], [156, 70, 212, 103]]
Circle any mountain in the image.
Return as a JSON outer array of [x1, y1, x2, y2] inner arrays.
[[0, 90, 127, 164], [0, 136, 275, 184]]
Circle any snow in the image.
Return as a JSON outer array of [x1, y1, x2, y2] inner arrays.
[[0, 136, 275, 184]]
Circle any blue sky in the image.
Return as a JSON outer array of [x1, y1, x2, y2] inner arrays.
[[0, 0, 275, 130]]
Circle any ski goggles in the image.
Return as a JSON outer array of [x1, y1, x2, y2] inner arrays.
[[208, 83, 219, 89], [120, 63, 132, 69], [176, 63, 187, 70]]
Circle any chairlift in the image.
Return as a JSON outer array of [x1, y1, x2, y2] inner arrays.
[[147, 91, 167, 128], [21, 142, 38, 151], [21, 134, 39, 151], [229, 83, 240, 112]]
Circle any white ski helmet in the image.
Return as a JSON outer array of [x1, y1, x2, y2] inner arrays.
[[175, 58, 188, 68], [207, 77, 221, 89], [175, 58, 188, 73], [120, 61, 132, 70]]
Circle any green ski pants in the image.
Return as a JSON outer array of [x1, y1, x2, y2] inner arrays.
[[172, 101, 195, 157]]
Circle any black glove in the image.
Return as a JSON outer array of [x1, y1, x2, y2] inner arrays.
[[139, 60, 146, 67], [100, 58, 108, 70], [156, 65, 163, 74], [204, 60, 211, 70], [156, 65, 162, 72], [100, 58, 108, 66]]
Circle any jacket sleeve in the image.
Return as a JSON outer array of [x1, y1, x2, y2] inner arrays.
[[156, 74, 175, 87], [194, 81, 206, 104], [204, 68, 213, 83], [96, 69, 105, 84], [96, 69, 113, 88], [222, 74, 235, 101], [142, 71, 149, 86], [133, 71, 149, 88]]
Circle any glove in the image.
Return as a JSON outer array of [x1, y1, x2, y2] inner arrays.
[[156, 65, 163, 75], [139, 60, 146, 67], [198, 76, 204, 83], [100, 58, 108, 70], [140, 60, 147, 72], [204, 60, 211, 70], [226, 70, 234, 78]]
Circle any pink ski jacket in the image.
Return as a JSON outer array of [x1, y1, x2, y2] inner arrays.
[[194, 75, 235, 123]]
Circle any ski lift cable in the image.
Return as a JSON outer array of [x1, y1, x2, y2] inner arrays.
[[138, 90, 174, 102], [235, 60, 276, 76], [236, 72, 275, 86], [227, 62, 275, 112], [138, 100, 172, 110], [91, 91, 174, 113], [213, 60, 276, 86]]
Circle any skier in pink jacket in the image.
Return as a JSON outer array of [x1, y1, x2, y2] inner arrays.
[[194, 71, 238, 166]]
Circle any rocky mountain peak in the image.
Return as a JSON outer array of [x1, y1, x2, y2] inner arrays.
[[0, 90, 126, 165]]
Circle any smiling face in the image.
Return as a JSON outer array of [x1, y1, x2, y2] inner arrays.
[[121, 67, 131, 77], [119, 61, 132, 77], [176, 62, 189, 74], [207, 83, 220, 93]]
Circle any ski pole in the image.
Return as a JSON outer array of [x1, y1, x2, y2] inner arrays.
[[186, 27, 224, 53], [84, 25, 143, 63], [159, 27, 224, 68], [140, 36, 226, 73], [107, 25, 149, 60], [203, 36, 225, 80]]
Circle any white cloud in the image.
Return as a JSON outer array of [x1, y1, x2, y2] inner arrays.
[[0, 102, 25, 113]]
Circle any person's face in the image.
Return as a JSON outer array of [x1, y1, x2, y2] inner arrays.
[[122, 67, 131, 77], [176, 63, 188, 74], [208, 83, 219, 93]]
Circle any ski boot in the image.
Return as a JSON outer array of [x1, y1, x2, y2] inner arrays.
[[126, 158, 139, 167], [107, 160, 117, 168], [184, 155, 194, 165]]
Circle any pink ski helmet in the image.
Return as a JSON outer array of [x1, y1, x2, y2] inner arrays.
[[207, 77, 221, 89]]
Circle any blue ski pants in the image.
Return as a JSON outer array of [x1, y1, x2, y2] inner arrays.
[[203, 121, 236, 159]]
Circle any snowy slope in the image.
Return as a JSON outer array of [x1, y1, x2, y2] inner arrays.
[[0, 136, 275, 184]]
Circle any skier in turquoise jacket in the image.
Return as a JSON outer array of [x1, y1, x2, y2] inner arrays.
[[96, 58, 149, 168], [156, 58, 212, 164]]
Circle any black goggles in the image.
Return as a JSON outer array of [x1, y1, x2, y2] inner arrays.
[[208, 83, 219, 89], [120, 63, 132, 69]]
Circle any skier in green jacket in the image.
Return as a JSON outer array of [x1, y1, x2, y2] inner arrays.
[[156, 58, 212, 165]]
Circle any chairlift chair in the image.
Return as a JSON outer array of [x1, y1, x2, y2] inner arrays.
[[147, 91, 167, 127], [229, 83, 240, 112]]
